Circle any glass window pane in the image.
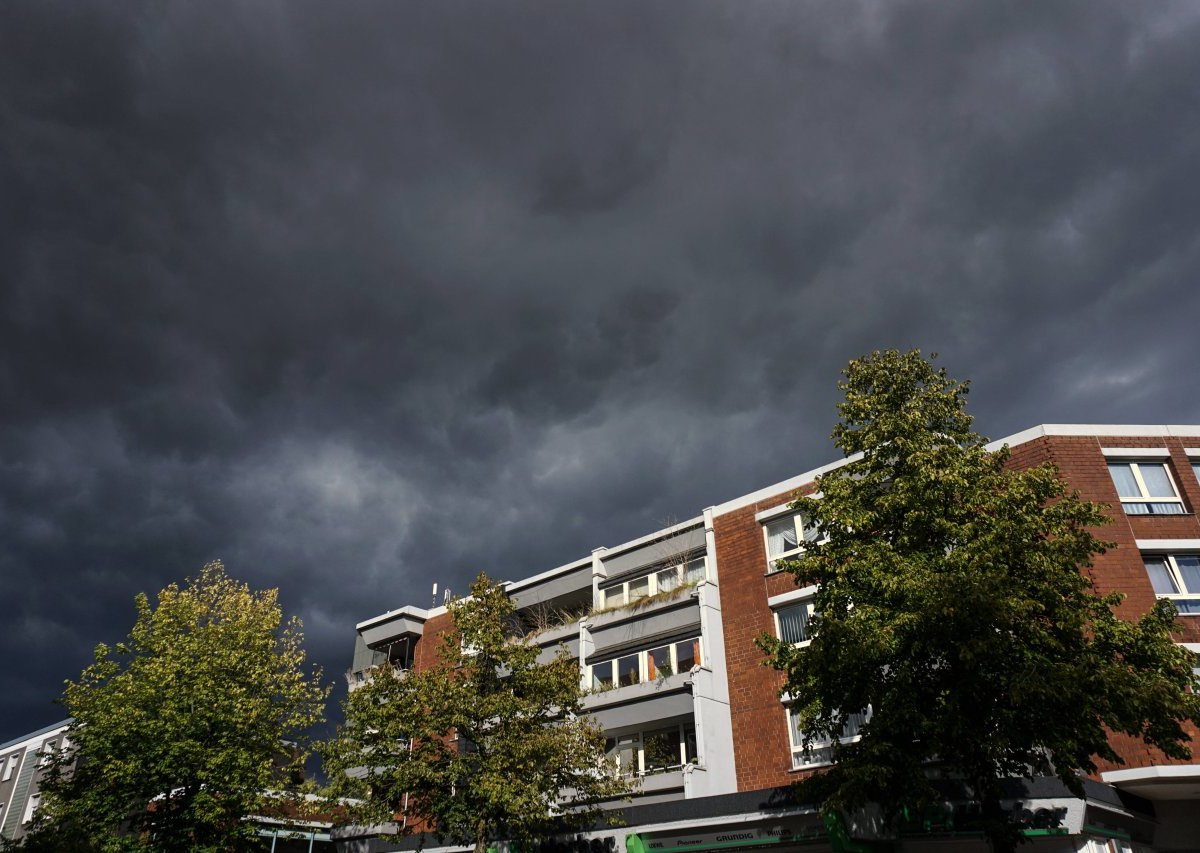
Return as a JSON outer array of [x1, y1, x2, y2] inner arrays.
[[603, 586, 624, 608], [777, 603, 812, 644], [683, 558, 705, 585], [1177, 600, 1200, 615], [649, 646, 673, 679], [1175, 556, 1200, 593], [609, 735, 638, 775], [591, 663, 614, 691], [656, 568, 679, 593], [1108, 463, 1141, 498], [643, 727, 682, 771], [628, 576, 650, 602], [1192, 462, 1200, 484], [1139, 463, 1177, 498], [788, 708, 804, 747], [674, 639, 699, 672], [842, 709, 870, 738], [683, 725, 697, 764], [1148, 502, 1186, 515], [766, 516, 800, 557], [617, 654, 640, 687], [1145, 558, 1180, 594]]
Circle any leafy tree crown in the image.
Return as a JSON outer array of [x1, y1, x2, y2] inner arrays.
[[759, 350, 1200, 853], [18, 561, 328, 853], [324, 573, 630, 853]]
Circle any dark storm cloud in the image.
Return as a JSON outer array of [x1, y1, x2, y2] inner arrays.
[[4, 0, 1200, 737]]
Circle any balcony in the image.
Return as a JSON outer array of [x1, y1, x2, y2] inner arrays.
[[581, 671, 692, 730]]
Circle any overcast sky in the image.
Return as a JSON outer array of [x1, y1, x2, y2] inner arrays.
[[4, 1, 1200, 740]]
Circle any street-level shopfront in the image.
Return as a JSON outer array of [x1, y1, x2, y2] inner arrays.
[[332, 780, 1159, 853]]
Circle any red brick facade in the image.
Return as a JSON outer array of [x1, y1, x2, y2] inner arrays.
[[713, 430, 1200, 791], [713, 485, 817, 793]]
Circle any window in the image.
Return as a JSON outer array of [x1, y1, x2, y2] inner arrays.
[[1085, 840, 1134, 853], [673, 638, 699, 673], [22, 793, 40, 826], [609, 734, 639, 776], [655, 566, 680, 594], [38, 741, 56, 768], [588, 637, 702, 691], [764, 513, 821, 571], [775, 600, 814, 646], [605, 722, 697, 777], [1193, 461, 1200, 485], [600, 556, 706, 609], [1108, 462, 1185, 515], [1144, 555, 1200, 614], [616, 654, 640, 687], [2, 754, 17, 782], [643, 727, 683, 773], [602, 586, 625, 609], [787, 707, 871, 770]]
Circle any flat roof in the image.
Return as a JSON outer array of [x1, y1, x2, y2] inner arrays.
[[356, 424, 1200, 625], [0, 719, 72, 752]]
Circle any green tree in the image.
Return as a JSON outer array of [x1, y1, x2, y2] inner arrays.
[[17, 561, 329, 852], [323, 573, 631, 853], [757, 350, 1200, 852]]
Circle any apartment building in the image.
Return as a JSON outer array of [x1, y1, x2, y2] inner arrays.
[[0, 720, 71, 845], [339, 425, 1200, 853]]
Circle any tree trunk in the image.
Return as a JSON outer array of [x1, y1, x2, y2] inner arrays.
[[474, 818, 489, 853], [981, 794, 1016, 853]]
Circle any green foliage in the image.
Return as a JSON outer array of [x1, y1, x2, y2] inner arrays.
[[17, 561, 329, 852], [323, 574, 631, 853], [757, 350, 1200, 852]]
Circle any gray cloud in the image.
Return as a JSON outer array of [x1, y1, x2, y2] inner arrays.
[[3, 0, 1200, 738]]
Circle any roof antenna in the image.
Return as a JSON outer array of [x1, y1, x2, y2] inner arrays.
[[431, 583, 438, 608], [443, 588, 452, 605]]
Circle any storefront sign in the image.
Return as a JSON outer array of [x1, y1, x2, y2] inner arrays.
[[630, 820, 824, 853]]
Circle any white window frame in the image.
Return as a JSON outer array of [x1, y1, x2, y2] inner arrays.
[[786, 706, 871, 770], [773, 598, 815, 647], [1107, 460, 1186, 515], [22, 793, 40, 826], [762, 512, 822, 572], [1180, 643, 1200, 685], [38, 740, 56, 768], [2, 753, 18, 782], [600, 556, 706, 609], [1143, 553, 1200, 615], [587, 637, 702, 691]]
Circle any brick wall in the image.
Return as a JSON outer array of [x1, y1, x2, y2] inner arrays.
[[715, 432, 1200, 790], [713, 484, 819, 792], [412, 611, 455, 673], [1038, 434, 1200, 774]]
